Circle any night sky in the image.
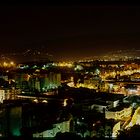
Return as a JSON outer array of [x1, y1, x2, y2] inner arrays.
[[0, 3, 140, 61]]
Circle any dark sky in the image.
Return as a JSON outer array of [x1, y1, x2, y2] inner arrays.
[[0, 4, 140, 61]]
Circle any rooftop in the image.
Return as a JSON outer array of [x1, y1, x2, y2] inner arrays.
[[108, 103, 130, 112]]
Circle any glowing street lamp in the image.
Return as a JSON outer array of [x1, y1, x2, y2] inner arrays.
[[10, 61, 14, 65], [3, 62, 8, 67]]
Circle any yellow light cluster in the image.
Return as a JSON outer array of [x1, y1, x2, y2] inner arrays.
[[58, 62, 73, 67], [2, 61, 15, 67]]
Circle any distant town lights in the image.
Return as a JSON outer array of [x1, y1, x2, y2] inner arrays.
[[58, 62, 73, 67], [2, 61, 15, 67]]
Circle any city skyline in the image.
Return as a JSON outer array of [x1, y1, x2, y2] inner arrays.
[[0, 3, 140, 61]]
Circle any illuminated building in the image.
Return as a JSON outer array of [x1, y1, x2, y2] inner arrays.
[[105, 105, 132, 120], [33, 119, 72, 138], [15, 73, 30, 89], [0, 75, 8, 81], [15, 71, 61, 93], [125, 107, 140, 129], [39, 72, 61, 91], [0, 90, 6, 103], [112, 121, 121, 138]]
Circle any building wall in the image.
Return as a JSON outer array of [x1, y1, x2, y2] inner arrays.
[[33, 120, 71, 138], [105, 111, 115, 120], [15, 73, 30, 89], [15, 72, 61, 92], [112, 121, 121, 138], [0, 90, 5, 103], [105, 106, 132, 120]]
